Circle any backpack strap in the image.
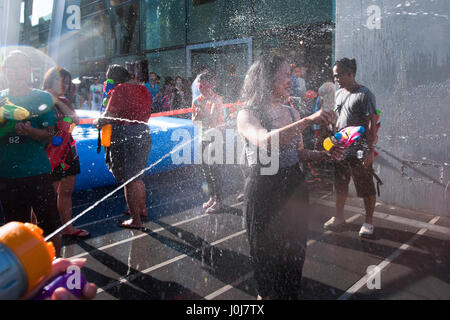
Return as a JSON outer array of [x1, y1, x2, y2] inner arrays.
[[370, 168, 383, 197], [287, 106, 296, 123]]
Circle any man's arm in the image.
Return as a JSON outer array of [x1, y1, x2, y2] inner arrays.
[[366, 114, 378, 149], [362, 113, 377, 167], [93, 109, 115, 129]]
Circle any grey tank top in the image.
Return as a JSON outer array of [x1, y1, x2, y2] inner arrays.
[[244, 105, 300, 169]]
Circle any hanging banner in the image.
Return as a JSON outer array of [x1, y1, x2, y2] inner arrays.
[[63, 0, 81, 32], [48, 0, 80, 69]]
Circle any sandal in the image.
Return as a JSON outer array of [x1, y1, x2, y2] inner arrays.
[[203, 197, 216, 209], [117, 219, 145, 230], [63, 229, 90, 238], [205, 201, 223, 214]]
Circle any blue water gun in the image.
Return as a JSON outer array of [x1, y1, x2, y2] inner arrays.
[[102, 79, 115, 112]]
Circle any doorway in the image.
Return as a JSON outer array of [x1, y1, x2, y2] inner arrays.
[[186, 38, 252, 103]]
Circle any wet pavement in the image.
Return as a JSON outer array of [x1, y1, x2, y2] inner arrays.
[[63, 165, 450, 300]]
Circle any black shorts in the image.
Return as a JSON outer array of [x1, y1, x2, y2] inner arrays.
[[106, 124, 152, 184], [51, 158, 81, 182], [334, 157, 376, 198], [0, 174, 60, 237]]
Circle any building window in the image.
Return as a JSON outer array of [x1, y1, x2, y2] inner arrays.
[[141, 0, 186, 51], [187, 0, 252, 44], [145, 49, 186, 80], [80, 0, 105, 17], [252, 0, 333, 32], [110, 1, 139, 55], [78, 13, 109, 61]]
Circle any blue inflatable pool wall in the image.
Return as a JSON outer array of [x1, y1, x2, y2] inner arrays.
[[73, 110, 195, 192]]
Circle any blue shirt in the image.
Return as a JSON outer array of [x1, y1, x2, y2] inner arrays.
[[290, 75, 306, 98], [144, 82, 160, 103], [191, 75, 201, 102]]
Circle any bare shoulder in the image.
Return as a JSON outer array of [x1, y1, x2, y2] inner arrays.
[[237, 108, 262, 130]]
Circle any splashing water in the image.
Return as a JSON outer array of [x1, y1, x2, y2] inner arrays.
[[44, 115, 232, 241]]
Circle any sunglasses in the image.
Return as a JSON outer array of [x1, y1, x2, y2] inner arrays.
[[333, 72, 349, 79]]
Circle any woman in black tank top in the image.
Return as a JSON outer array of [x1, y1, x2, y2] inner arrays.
[[237, 54, 344, 299]]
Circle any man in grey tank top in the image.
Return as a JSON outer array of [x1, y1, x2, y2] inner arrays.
[[323, 58, 379, 238]]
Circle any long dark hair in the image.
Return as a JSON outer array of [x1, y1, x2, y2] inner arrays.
[[42, 66, 72, 97], [106, 64, 131, 85], [240, 53, 288, 119]]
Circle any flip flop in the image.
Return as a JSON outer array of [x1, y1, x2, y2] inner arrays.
[[117, 219, 145, 230], [63, 229, 90, 238], [123, 210, 148, 221]]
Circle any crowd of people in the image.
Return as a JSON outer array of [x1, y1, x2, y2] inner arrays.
[[0, 49, 379, 300], [72, 70, 192, 114]]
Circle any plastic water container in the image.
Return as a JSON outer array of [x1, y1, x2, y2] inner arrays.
[[101, 124, 112, 147]]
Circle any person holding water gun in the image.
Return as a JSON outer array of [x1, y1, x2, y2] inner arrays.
[[323, 58, 380, 238], [0, 221, 97, 300], [42, 67, 89, 239], [237, 54, 344, 300], [0, 50, 61, 256]]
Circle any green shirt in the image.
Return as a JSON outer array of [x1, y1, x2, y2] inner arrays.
[[0, 89, 56, 178]]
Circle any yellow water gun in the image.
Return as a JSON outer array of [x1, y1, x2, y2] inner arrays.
[[0, 98, 31, 138], [0, 98, 30, 122]]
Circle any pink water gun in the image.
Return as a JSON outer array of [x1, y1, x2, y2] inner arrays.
[[323, 126, 365, 151]]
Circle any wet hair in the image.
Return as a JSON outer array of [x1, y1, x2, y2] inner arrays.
[[325, 69, 334, 81], [334, 58, 357, 75], [42, 66, 72, 96], [164, 76, 174, 86], [241, 53, 288, 110], [106, 64, 131, 85], [2, 50, 31, 68], [197, 72, 215, 85]]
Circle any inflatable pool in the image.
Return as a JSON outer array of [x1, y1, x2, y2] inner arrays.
[[73, 110, 195, 191]]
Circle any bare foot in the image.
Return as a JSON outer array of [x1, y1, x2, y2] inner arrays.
[[203, 196, 216, 209], [117, 219, 143, 230]]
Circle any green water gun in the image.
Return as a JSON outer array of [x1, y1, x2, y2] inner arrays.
[[0, 98, 51, 138]]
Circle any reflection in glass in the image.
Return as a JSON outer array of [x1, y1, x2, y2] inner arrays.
[[110, 2, 139, 55], [79, 14, 107, 60], [141, 0, 185, 51]]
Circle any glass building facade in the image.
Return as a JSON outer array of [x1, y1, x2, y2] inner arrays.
[[16, 0, 334, 92]]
